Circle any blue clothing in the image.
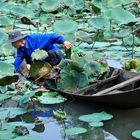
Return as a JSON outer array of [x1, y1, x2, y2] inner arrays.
[[14, 33, 65, 72]]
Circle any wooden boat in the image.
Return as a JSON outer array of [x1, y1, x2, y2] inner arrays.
[[47, 68, 140, 109]]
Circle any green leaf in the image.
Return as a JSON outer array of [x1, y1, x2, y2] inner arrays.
[[63, 0, 75, 7], [10, 5, 34, 18], [29, 61, 52, 79], [79, 114, 101, 123], [88, 17, 110, 30], [0, 130, 17, 140], [41, 0, 60, 12], [54, 19, 78, 34], [19, 91, 36, 105], [31, 49, 48, 61], [0, 16, 13, 26], [74, 0, 85, 10], [92, 112, 113, 121], [0, 62, 14, 75], [132, 130, 140, 139], [111, 6, 138, 25], [0, 94, 9, 102], [0, 30, 8, 45], [79, 112, 113, 123], [0, 43, 15, 57], [2, 122, 35, 131], [64, 127, 87, 136], [89, 121, 104, 127], [75, 31, 93, 44], [0, 107, 27, 120], [38, 92, 66, 104]]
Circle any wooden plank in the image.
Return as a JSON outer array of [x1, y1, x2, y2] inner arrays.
[[93, 74, 140, 96]]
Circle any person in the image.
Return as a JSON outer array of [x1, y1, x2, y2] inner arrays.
[[8, 29, 72, 73]]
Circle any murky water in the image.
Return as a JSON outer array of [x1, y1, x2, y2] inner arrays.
[[28, 100, 140, 140]]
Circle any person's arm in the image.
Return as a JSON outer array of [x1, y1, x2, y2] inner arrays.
[[50, 33, 73, 49], [13, 49, 25, 72]]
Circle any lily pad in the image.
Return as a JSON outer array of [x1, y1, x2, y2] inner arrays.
[[89, 121, 104, 127], [38, 92, 66, 104], [132, 130, 140, 139], [19, 91, 36, 105], [0, 107, 27, 120], [64, 127, 87, 136], [79, 112, 113, 123], [2, 121, 35, 131]]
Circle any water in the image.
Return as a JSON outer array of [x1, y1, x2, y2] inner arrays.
[[28, 100, 140, 140]]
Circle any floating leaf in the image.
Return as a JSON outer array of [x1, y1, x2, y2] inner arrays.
[[79, 112, 113, 123], [2, 122, 35, 131], [38, 92, 66, 104], [64, 127, 87, 136], [132, 130, 140, 139], [89, 121, 104, 127], [0, 107, 27, 120], [19, 91, 36, 105], [79, 114, 101, 123], [0, 130, 17, 140], [0, 94, 9, 102]]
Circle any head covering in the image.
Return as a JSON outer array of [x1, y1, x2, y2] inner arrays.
[[8, 29, 26, 43]]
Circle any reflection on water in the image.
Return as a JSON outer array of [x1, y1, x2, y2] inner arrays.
[[27, 100, 133, 140]]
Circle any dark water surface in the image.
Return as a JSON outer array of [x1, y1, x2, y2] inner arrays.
[[29, 100, 140, 140]]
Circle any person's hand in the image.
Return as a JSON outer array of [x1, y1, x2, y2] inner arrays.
[[63, 41, 73, 49]]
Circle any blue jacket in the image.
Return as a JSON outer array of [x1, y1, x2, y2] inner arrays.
[[14, 33, 65, 72]]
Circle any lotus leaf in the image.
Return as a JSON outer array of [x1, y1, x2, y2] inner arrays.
[[54, 19, 78, 34], [0, 107, 27, 120], [31, 49, 48, 61], [88, 17, 110, 30], [0, 62, 14, 75], [19, 91, 36, 105], [38, 92, 66, 104], [89, 121, 104, 127], [2, 121, 35, 131], [74, 0, 85, 10], [132, 130, 140, 139], [0, 16, 13, 26], [79, 114, 101, 123], [41, 0, 60, 12], [0, 130, 17, 140], [111, 6, 138, 25], [0, 30, 8, 45], [0, 94, 9, 102], [11, 5, 34, 18], [64, 127, 87, 136], [79, 112, 113, 123], [63, 0, 75, 7], [0, 74, 18, 86], [29, 61, 52, 79], [0, 43, 15, 56]]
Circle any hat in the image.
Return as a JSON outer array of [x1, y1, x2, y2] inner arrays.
[[8, 29, 26, 43]]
